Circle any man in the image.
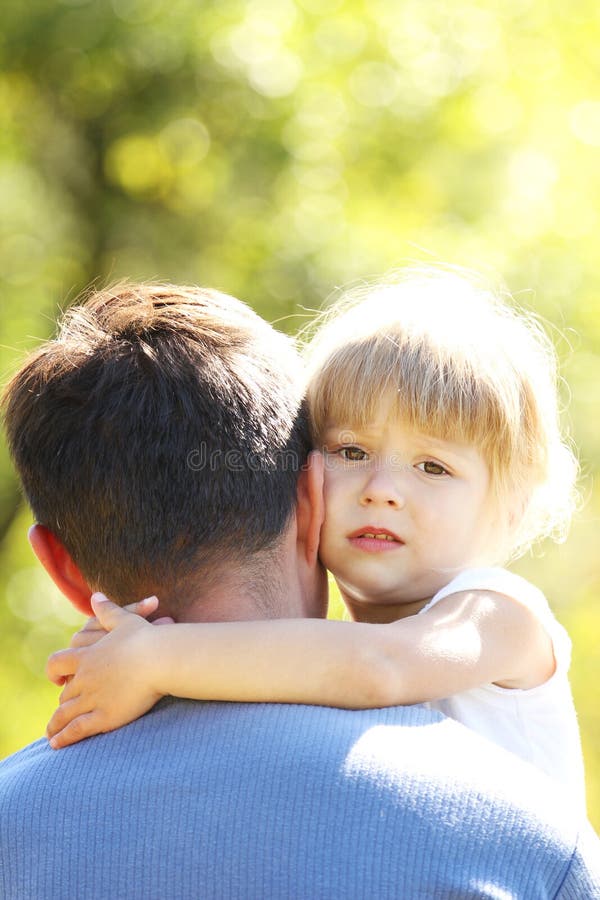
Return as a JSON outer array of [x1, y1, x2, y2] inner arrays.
[[1, 282, 598, 899]]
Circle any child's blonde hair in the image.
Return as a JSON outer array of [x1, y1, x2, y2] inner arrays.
[[302, 267, 578, 560]]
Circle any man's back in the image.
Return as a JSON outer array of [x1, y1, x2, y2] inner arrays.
[[1, 699, 598, 900]]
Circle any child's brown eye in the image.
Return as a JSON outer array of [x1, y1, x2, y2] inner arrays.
[[419, 460, 448, 475], [340, 446, 367, 462]]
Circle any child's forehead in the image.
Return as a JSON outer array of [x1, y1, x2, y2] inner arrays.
[[322, 415, 448, 443], [312, 376, 494, 455], [322, 391, 427, 432], [321, 405, 488, 449]]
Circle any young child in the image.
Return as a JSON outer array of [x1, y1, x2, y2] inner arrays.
[[46, 267, 585, 809]]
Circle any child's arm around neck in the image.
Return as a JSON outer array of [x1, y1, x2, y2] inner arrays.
[[45, 585, 555, 748]]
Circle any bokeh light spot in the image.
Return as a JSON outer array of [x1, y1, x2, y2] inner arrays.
[[105, 134, 172, 196], [570, 101, 600, 147]]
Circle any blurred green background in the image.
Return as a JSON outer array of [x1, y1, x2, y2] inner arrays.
[[1, 0, 598, 828]]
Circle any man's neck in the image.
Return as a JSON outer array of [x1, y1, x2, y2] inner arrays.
[[168, 546, 327, 625], [178, 582, 306, 624]]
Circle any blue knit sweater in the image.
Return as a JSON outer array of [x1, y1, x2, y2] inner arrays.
[[1, 698, 599, 899]]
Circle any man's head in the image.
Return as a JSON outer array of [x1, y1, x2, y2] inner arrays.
[[3, 283, 325, 619]]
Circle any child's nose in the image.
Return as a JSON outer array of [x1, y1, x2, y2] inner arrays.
[[359, 469, 405, 509]]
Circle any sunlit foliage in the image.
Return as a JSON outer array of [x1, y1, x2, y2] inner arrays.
[[1, 0, 598, 827]]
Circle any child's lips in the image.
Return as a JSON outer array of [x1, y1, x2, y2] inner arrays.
[[347, 527, 404, 552]]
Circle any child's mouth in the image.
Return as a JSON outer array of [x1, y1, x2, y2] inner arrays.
[[347, 528, 404, 551]]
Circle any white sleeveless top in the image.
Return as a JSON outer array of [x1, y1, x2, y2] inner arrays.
[[421, 567, 586, 813]]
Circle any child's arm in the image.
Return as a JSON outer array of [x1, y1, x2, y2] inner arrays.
[[46, 588, 554, 748]]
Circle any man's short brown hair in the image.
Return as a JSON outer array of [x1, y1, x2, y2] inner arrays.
[[2, 283, 310, 610]]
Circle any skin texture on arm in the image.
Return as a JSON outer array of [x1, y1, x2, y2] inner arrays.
[[45, 588, 555, 748]]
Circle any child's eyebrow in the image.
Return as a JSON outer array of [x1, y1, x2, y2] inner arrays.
[[321, 429, 375, 444], [323, 422, 384, 436]]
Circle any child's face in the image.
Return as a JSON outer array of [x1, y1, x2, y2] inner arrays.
[[319, 416, 497, 618]]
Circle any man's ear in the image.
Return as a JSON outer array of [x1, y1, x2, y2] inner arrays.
[[296, 450, 325, 565], [28, 523, 93, 617]]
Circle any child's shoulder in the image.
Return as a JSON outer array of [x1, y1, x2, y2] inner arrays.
[[422, 567, 571, 665], [423, 567, 548, 616]]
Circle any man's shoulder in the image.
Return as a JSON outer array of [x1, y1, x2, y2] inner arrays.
[[0, 697, 579, 823], [2, 699, 598, 899], [0, 697, 587, 828], [0, 698, 449, 826], [0, 735, 50, 781], [0, 697, 440, 774], [0, 698, 457, 807]]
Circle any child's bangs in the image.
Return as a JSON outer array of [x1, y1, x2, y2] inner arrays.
[[308, 348, 395, 437], [308, 334, 509, 453]]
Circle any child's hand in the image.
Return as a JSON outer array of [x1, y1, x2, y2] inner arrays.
[[53, 596, 163, 663], [45, 594, 168, 749]]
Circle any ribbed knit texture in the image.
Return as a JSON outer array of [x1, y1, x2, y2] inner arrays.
[[1, 698, 599, 899]]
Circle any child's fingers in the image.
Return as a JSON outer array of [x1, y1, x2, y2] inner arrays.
[[152, 616, 175, 626], [70, 627, 108, 649], [48, 711, 104, 750], [46, 696, 87, 741], [68, 597, 156, 649], [90, 593, 157, 629], [90, 593, 132, 629], [124, 596, 159, 618], [58, 676, 81, 704], [46, 648, 79, 686], [68, 615, 107, 649]]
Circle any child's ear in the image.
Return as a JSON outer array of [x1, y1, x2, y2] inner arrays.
[[506, 490, 530, 531], [296, 450, 325, 565], [28, 523, 93, 616]]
